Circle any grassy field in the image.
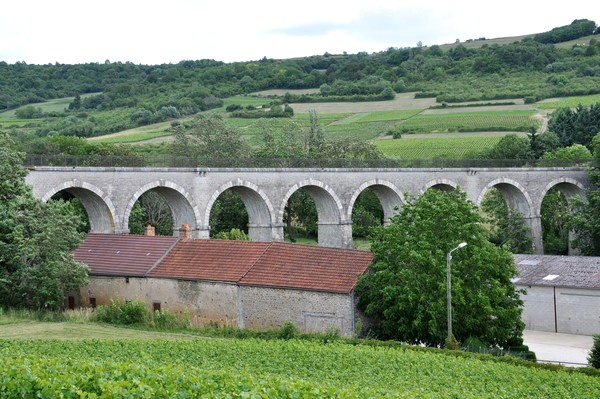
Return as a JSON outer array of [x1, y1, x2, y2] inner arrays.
[[537, 93, 600, 109], [87, 121, 175, 143], [0, 318, 196, 340], [0, 93, 100, 117]]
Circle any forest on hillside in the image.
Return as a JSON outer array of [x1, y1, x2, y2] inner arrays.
[[1, 19, 599, 142]]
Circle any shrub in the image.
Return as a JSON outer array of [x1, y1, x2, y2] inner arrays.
[[120, 301, 150, 324], [278, 321, 300, 339], [93, 299, 150, 325], [588, 334, 600, 368], [152, 310, 181, 329]]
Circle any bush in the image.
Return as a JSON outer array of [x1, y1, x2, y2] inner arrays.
[[588, 334, 600, 368], [152, 310, 185, 329], [278, 321, 300, 339], [93, 299, 150, 325]]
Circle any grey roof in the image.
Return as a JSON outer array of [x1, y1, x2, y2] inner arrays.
[[513, 254, 600, 289]]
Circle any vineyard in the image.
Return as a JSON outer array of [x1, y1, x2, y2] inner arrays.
[[0, 338, 598, 398], [393, 110, 538, 134], [537, 94, 600, 109], [377, 135, 506, 159]]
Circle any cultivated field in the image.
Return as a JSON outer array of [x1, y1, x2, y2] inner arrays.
[[1, 332, 599, 398], [5, 91, 600, 159]]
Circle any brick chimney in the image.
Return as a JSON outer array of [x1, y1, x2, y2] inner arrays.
[[179, 223, 192, 240], [144, 224, 156, 236]]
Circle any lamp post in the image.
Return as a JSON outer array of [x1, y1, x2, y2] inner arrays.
[[447, 242, 467, 342]]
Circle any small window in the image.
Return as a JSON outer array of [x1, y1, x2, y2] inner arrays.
[[89, 297, 97, 308], [125, 277, 130, 284], [153, 302, 161, 312], [68, 296, 75, 310]]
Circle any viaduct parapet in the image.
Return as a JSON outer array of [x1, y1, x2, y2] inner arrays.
[[25, 166, 590, 254]]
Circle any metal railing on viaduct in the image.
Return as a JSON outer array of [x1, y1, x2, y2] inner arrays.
[[23, 154, 598, 169]]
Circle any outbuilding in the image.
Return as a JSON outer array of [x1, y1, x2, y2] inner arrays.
[[514, 254, 600, 335], [72, 231, 373, 336]]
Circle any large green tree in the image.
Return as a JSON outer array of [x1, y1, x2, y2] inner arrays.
[[356, 189, 524, 348], [0, 133, 88, 309]]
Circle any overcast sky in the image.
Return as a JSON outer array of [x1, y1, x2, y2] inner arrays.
[[1, 1, 598, 65]]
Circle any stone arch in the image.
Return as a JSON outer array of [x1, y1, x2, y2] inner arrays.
[[537, 177, 586, 216], [477, 177, 540, 253], [123, 180, 200, 236], [347, 180, 404, 225], [41, 180, 117, 233], [279, 179, 348, 247], [205, 180, 277, 241], [476, 178, 534, 218], [422, 178, 458, 193], [538, 177, 587, 255]]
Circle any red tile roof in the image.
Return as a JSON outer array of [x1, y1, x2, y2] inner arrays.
[[73, 233, 179, 277], [239, 242, 373, 293], [75, 235, 373, 293], [150, 240, 270, 282]]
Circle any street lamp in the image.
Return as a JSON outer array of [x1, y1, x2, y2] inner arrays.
[[447, 242, 467, 342]]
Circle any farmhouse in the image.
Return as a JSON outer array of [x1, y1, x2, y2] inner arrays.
[[514, 254, 600, 335], [72, 228, 373, 336]]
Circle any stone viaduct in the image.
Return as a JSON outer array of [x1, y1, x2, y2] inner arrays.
[[25, 166, 589, 254]]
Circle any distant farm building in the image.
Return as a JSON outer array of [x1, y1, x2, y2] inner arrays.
[[514, 254, 600, 335]]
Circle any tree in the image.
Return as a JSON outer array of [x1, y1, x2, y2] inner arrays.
[[482, 134, 534, 160], [0, 133, 88, 309], [128, 191, 174, 236], [209, 190, 248, 237], [481, 188, 533, 254], [213, 228, 250, 241], [540, 144, 592, 161], [171, 113, 250, 159], [589, 334, 600, 368], [356, 189, 524, 348], [540, 188, 570, 255], [568, 133, 600, 255]]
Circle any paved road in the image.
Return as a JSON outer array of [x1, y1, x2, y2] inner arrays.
[[523, 330, 594, 367]]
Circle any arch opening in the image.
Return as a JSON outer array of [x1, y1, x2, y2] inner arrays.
[[282, 183, 347, 248], [480, 184, 533, 254], [207, 184, 275, 242], [128, 190, 174, 236], [48, 187, 114, 234], [540, 181, 586, 255], [125, 184, 198, 237], [349, 184, 403, 248]]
